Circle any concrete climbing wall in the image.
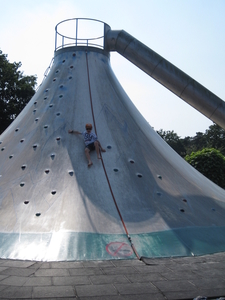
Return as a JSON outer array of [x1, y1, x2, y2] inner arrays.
[[0, 46, 225, 261]]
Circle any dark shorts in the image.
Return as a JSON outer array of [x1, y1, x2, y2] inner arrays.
[[85, 142, 95, 151]]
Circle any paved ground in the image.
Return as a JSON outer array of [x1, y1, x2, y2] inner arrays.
[[0, 252, 225, 300]]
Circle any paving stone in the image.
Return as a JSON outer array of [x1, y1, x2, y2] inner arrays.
[[101, 266, 138, 275], [69, 267, 103, 276], [121, 294, 166, 300], [161, 270, 200, 280], [111, 259, 143, 267], [0, 276, 28, 286], [0, 268, 35, 277], [0, 286, 32, 298], [82, 260, 114, 268], [190, 277, 225, 289], [197, 287, 225, 297], [114, 282, 158, 295], [76, 283, 117, 297], [28, 262, 49, 269], [34, 268, 69, 276], [134, 265, 171, 273], [53, 275, 91, 285], [0, 260, 34, 268], [51, 261, 84, 269], [0, 267, 8, 273], [193, 268, 225, 278], [78, 297, 122, 300], [0, 285, 8, 292], [153, 279, 198, 292], [90, 274, 129, 284], [165, 289, 201, 300], [0, 275, 9, 281], [126, 272, 165, 283], [23, 276, 52, 286], [33, 286, 75, 298]]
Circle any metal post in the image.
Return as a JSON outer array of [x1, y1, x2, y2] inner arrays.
[[76, 19, 78, 46]]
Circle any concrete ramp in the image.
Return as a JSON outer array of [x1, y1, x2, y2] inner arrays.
[[0, 20, 225, 261]]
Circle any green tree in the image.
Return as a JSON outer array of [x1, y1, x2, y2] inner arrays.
[[185, 148, 225, 188], [205, 124, 225, 156], [0, 50, 37, 134], [157, 129, 186, 157]]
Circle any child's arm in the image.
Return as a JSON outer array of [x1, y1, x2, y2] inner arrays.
[[68, 130, 82, 134]]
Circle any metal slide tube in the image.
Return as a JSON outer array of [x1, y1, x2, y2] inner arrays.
[[105, 29, 225, 130]]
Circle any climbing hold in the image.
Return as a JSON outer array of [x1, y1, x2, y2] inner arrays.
[[36, 213, 41, 217], [68, 171, 74, 176], [24, 201, 29, 205], [157, 175, 162, 180], [20, 182, 25, 187], [107, 145, 112, 149], [182, 199, 187, 203], [33, 144, 38, 149], [113, 168, 119, 172], [9, 155, 13, 159], [50, 153, 55, 160], [20, 139, 24, 143], [21, 165, 26, 170], [129, 159, 135, 164], [156, 192, 161, 196], [137, 173, 143, 178], [15, 128, 19, 132], [180, 208, 185, 213], [51, 190, 56, 195]]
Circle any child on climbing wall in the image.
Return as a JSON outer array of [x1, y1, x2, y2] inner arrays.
[[68, 123, 106, 167]]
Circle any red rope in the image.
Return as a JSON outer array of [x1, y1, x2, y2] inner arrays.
[[85, 51, 140, 260]]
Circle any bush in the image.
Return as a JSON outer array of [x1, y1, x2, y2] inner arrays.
[[185, 148, 225, 188]]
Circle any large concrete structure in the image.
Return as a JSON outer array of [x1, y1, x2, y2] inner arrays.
[[0, 19, 225, 261]]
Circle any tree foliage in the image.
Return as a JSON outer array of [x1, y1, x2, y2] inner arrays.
[[185, 148, 225, 188], [157, 124, 225, 157], [157, 124, 225, 188], [0, 50, 37, 134]]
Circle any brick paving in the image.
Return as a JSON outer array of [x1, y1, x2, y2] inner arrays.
[[0, 252, 224, 299]]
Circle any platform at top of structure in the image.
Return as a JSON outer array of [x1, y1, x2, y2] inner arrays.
[[55, 18, 110, 52]]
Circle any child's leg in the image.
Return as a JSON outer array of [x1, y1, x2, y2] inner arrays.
[[85, 147, 93, 166]]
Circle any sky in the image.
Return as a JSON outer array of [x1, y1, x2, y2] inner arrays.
[[0, 0, 225, 137]]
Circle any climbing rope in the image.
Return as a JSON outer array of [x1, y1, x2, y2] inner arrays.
[[85, 50, 140, 260]]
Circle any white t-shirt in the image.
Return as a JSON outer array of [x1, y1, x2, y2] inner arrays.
[[82, 131, 97, 146]]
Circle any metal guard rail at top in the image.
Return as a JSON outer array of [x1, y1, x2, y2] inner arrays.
[[55, 18, 108, 51]]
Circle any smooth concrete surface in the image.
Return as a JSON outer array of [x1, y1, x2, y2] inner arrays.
[[0, 252, 225, 299], [0, 46, 225, 261]]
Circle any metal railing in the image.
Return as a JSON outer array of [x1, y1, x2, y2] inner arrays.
[[55, 18, 108, 51]]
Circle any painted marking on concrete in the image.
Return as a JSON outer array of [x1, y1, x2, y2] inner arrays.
[[106, 242, 133, 257]]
